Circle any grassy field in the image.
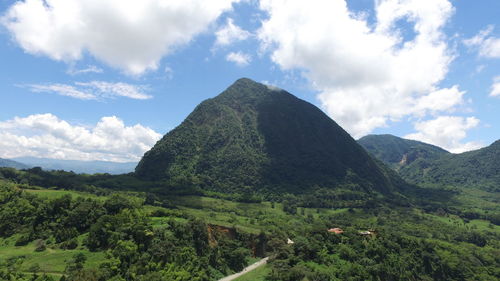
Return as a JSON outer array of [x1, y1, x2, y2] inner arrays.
[[23, 188, 146, 206], [234, 264, 270, 281], [173, 195, 350, 234], [23, 189, 101, 200], [425, 213, 500, 233], [0, 235, 106, 275]]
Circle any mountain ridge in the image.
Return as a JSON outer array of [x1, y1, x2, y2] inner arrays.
[[358, 134, 500, 191], [12, 156, 137, 174], [358, 134, 449, 169], [0, 158, 30, 169]]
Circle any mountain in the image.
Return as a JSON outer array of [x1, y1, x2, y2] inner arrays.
[[399, 140, 500, 190], [12, 157, 137, 174], [358, 134, 500, 191], [0, 158, 30, 169], [358, 134, 449, 169], [136, 78, 404, 194]]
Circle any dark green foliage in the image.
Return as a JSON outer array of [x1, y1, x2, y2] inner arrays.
[[60, 238, 79, 249], [400, 140, 500, 191], [0, 182, 257, 280], [34, 240, 46, 252], [136, 78, 402, 195], [266, 209, 500, 281], [65, 253, 86, 274], [359, 135, 500, 191], [104, 194, 138, 214], [358, 134, 449, 169]]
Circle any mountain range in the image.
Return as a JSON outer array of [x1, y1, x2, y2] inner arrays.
[[10, 157, 137, 175], [359, 135, 500, 191], [0, 158, 30, 169]]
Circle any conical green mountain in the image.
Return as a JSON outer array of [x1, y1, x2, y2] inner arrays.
[[358, 134, 449, 169], [136, 78, 401, 194]]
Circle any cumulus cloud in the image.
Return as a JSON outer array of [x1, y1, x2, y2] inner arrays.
[[214, 18, 251, 47], [464, 25, 500, 58], [0, 114, 162, 162], [28, 81, 152, 100], [1, 0, 238, 75], [258, 0, 463, 137], [414, 86, 465, 116], [226, 51, 251, 66], [404, 116, 482, 153], [490, 76, 500, 97]]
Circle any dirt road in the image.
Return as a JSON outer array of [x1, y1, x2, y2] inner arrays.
[[218, 257, 269, 281]]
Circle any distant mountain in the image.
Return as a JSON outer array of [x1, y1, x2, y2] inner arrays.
[[399, 140, 500, 191], [358, 134, 449, 169], [358, 134, 500, 191], [136, 78, 405, 194], [12, 157, 137, 175], [0, 158, 30, 169]]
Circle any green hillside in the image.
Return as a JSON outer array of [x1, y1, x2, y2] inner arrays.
[[359, 134, 500, 192], [1, 171, 498, 281], [358, 134, 449, 169], [400, 140, 500, 191], [136, 78, 401, 195]]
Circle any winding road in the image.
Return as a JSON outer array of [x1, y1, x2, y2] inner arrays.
[[218, 257, 269, 281]]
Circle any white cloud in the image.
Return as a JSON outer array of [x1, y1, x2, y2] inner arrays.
[[76, 81, 152, 100], [262, 81, 282, 91], [67, 65, 103, 75], [0, 114, 162, 162], [414, 86, 465, 116], [226, 51, 251, 66], [214, 18, 251, 47], [1, 0, 238, 75], [490, 76, 500, 97], [29, 84, 96, 100], [258, 0, 463, 137], [464, 25, 500, 58], [28, 81, 152, 100], [404, 116, 482, 153]]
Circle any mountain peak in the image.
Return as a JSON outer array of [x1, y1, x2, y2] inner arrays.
[[233, 77, 259, 85], [218, 78, 283, 101], [225, 77, 265, 92], [136, 80, 403, 194]]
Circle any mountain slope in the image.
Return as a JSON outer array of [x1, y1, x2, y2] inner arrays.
[[12, 157, 137, 174], [399, 140, 500, 191], [0, 158, 30, 169], [358, 134, 449, 169], [358, 134, 500, 191], [136, 78, 403, 194]]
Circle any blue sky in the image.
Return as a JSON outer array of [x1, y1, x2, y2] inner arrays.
[[0, 0, 499, 162]]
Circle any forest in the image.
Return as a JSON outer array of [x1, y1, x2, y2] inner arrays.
[[0, 167, 499, 281]]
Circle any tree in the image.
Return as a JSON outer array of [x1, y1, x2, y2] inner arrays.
[[65, 253, 86, 274]]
